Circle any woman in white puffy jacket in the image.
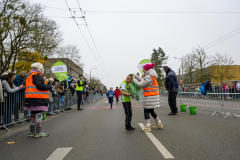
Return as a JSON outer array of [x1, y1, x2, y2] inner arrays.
[[133, 63, 163, 132]]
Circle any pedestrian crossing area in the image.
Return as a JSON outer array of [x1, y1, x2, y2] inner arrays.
[[47, 147, 72, 160]]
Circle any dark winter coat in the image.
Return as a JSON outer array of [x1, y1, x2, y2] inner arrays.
[[69, 82, 75, 93], [25, 70, 52, 109], [165, 68, 179, 92]]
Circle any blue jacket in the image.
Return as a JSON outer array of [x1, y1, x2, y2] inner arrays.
[[13, 75, 25, 103], [107, 91, 115, 98], [13, 75, 25, 92], [68, 76, 72, 82], [165, 69, 179, 92]]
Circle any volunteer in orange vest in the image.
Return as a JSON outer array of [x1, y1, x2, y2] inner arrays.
[[24, 62, 52, 138], [133, 63, 163, 132]]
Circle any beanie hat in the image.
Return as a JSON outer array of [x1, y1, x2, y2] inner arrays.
[[143, 63, 155, 71], [31, 62, 44, 74]]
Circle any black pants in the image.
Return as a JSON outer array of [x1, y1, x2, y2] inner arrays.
[[109, 97, 113, 108], [144, 109, 157, 119], [168, 91, 178, 113], [77, 91, 82, 108], [122, 102, 132, 127]]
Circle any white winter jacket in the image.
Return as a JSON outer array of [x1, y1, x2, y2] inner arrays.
[[133, 69, 160, 109]]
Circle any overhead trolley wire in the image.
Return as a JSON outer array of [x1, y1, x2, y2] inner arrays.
[[65, 0, 109, 77], [77, 11, 240, 14], [76, 0, 111, 78], [204, 27, 240, 50], [45, 7, 240, 14]]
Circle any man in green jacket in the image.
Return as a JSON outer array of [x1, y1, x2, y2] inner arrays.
[[120, 74, 135, 133]]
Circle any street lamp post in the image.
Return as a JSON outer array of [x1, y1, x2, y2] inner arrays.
[[174, 57, 184, 86], [90, 67, 97, 86]]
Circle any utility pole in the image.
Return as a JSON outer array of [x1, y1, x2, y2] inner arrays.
[[179, 68, 181, 85], [182, 60, 184, 86], [175, 57, 184, 86]]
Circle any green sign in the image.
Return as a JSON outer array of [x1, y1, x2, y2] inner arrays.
[[137, 59, 151, 75], [51, 61, 68, 82]]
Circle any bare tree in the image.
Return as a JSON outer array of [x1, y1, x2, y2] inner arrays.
[[83, 73, 90, 85], [31, 15, 63, 57], [0, 0, 62, 73], [83, 73, 101, 88], [193, 46, 212, 82], [210, 53, 235, 83], [55, 44, 84, 68], [182, 53, 195, 84]]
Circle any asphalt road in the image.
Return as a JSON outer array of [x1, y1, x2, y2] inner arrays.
[[0, 97, 239, 160]]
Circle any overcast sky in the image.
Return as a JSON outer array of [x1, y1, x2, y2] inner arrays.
[[33, 0, 240, 89]]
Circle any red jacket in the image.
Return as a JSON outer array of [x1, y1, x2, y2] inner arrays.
[[114, 89, 121, 98], [222, 84, 227, 90]]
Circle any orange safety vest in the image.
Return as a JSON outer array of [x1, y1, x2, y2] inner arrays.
[[25, 72, 49, 99], [143, 75, 159, 96]]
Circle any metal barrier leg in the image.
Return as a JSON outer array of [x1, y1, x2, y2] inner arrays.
[[211, 111, 222, 117], [224, 113, 236, 119]]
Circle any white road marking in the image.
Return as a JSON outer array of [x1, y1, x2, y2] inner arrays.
[[105, 101, 108, 103], [138, 123, 174, 159], [47, 147, 73, 160]]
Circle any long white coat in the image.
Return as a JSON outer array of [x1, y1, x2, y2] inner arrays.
[[133, 69, 160, 109]]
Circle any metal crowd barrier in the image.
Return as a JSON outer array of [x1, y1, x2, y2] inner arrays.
[[220, 80, 240, 118], [0, 88, 105, 130], [0, 88, 28, 131], [138, 82, 240, 119]]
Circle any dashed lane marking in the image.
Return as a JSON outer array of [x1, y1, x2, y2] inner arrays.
[[138, 123, 174, 159], [47, 147, 73, 160]]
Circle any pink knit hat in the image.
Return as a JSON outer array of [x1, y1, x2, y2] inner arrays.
[[143, 63, 155, 71]]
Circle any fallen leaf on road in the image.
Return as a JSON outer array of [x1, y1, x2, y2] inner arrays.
[[6, 141, 19, 145]]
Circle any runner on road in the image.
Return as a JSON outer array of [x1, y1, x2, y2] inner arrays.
[[120, 74, 135, 133], [107, 87, 115, 109], [133, 63, 163, 132], [114, 87, 121, 104]]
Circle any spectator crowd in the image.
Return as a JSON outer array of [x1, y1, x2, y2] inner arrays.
[[0, 69, 106, 127]]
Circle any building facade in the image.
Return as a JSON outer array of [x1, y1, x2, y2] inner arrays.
[[177, 65, 240, 85], [210, 65, 240, 83], [44, 58, 83, 80]]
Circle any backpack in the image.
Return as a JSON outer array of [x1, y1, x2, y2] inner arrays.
[[200, 82, 207, 95]]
